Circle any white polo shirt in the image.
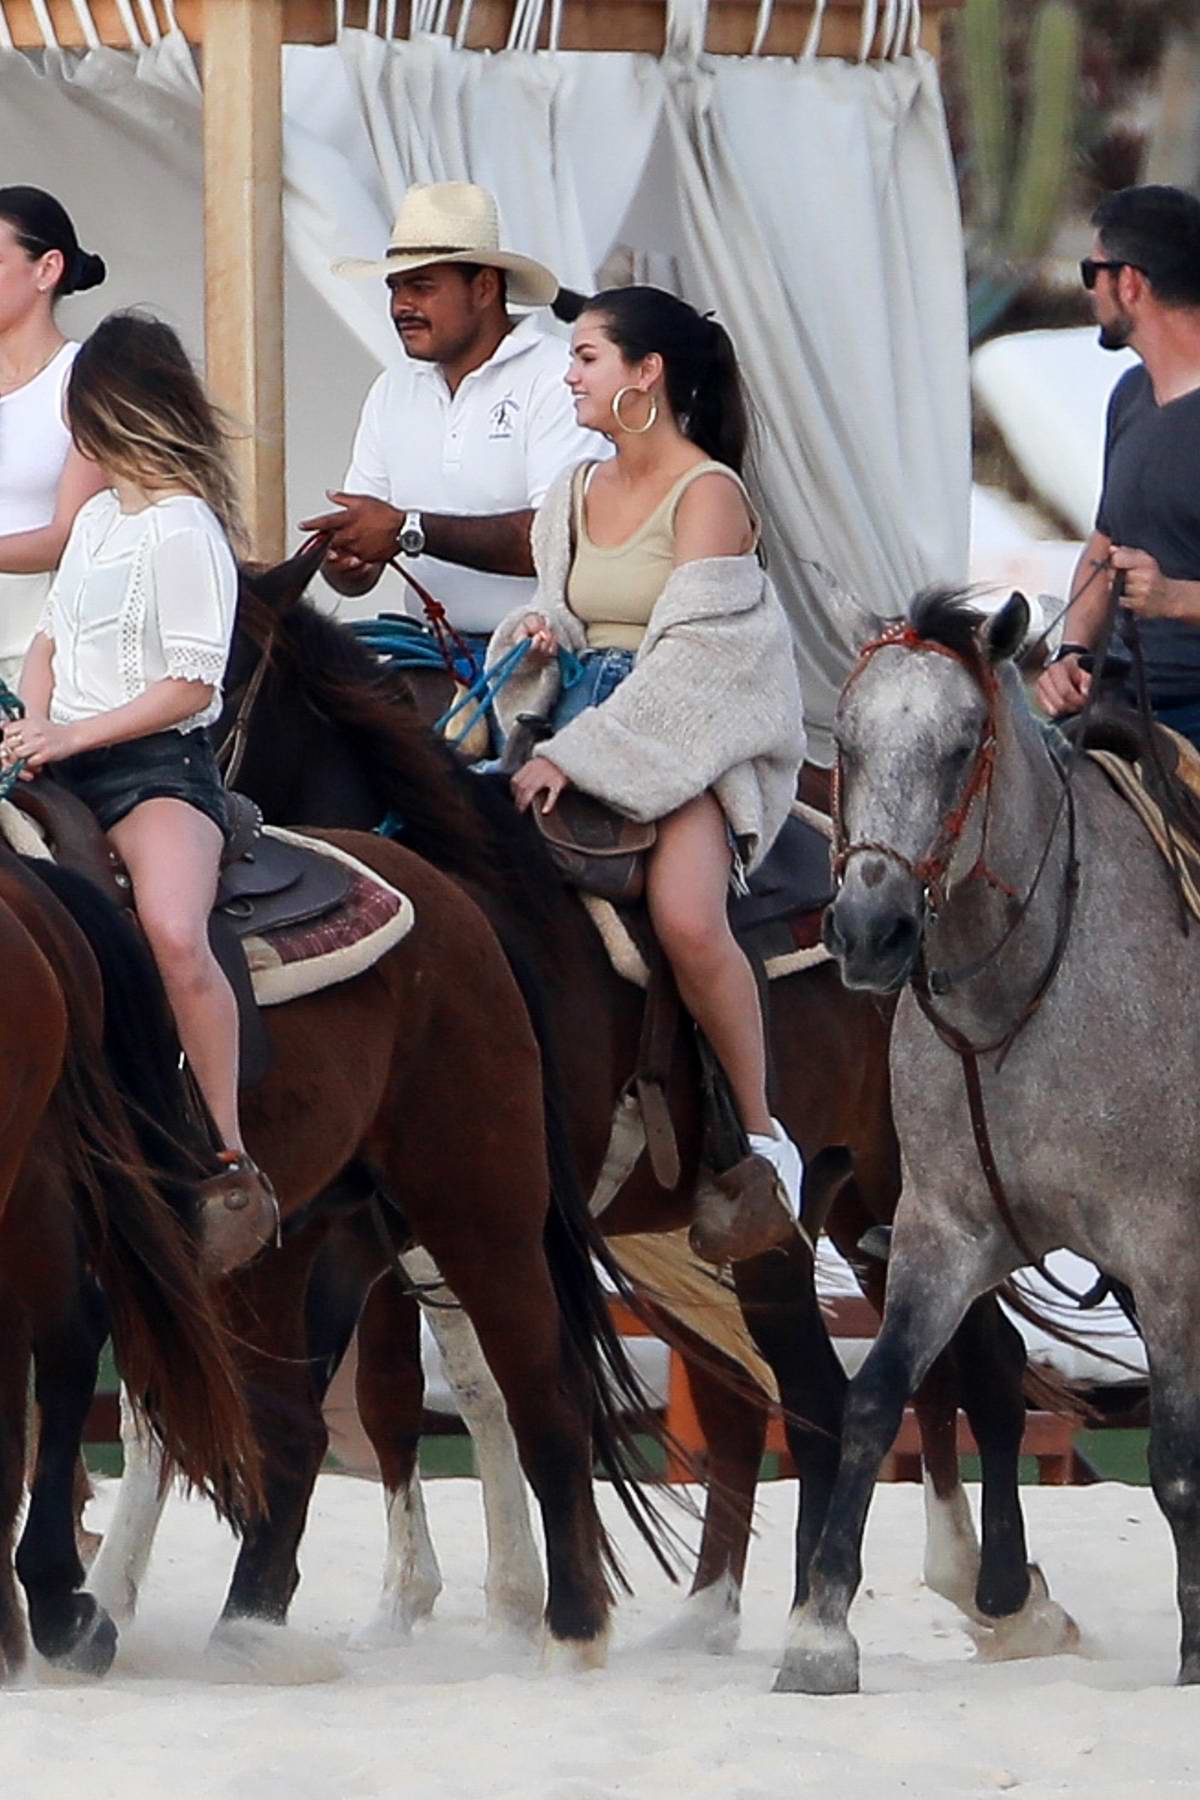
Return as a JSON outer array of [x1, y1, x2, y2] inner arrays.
[[343, 316, 606, 635]]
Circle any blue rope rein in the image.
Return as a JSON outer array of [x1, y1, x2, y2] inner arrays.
[[0, 677, 26, 804]]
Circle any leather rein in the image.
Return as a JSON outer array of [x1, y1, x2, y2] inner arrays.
[[831, 622, 1084, 1293]]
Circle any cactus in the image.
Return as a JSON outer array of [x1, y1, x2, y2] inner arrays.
[[962, 0, 1082, 341]]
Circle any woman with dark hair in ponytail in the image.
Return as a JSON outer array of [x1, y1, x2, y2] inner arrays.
[[0, 187, 107, 686], [486, 286, 807, 1261]]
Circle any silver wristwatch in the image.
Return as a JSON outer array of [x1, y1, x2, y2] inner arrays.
[[397, 509, 426, 557]]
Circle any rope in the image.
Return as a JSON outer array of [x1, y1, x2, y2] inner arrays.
[[434, 637, 532, 745], [0, 678, 27, 804]]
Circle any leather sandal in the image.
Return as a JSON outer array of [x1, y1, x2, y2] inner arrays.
[[196, 1150, 280, 1280]]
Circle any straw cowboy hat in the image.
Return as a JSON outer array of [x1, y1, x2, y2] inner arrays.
[[333, 181, 559, 308]]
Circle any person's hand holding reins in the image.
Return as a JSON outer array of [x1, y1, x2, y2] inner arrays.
[[300, 492, 403, 567], [1111, 545, 1173, 618], [511, 755, 570, 815], [515, 611, 558, 660], [1035, 652, 1092, 718], [0, 713, 76, 776]]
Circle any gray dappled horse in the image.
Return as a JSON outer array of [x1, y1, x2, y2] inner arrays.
[[784, 588, 1200, 1695]]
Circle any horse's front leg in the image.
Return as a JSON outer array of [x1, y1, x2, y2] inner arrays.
[[776, 1228, 997, 1695], [18, 1287, 116, 1675]]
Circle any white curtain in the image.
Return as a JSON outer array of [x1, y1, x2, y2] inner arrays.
[[0, 3, 970, 755], [292, 6, 970, 760], [0, 17, 380, 540]]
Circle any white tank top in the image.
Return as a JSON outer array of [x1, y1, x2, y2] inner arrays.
[[0, 340, 79, 663]]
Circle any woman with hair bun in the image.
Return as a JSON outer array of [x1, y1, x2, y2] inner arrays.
[[0, 186, 108, 686], [487, 285, 807, 1262]]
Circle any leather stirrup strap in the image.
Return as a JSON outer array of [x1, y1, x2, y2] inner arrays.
[[635, 945, 682, 1190]]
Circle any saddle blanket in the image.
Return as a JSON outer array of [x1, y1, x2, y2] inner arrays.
[[0, 803, 414, 1008], [1088, 745, 1200, 925]]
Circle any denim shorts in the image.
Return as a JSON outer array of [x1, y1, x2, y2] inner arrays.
[[552, 647, 636, 731], [56, 728, 228, 836], [1153, 698, 1200, 754]]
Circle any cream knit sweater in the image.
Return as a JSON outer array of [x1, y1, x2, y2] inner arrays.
[[487, 465, 806, 870]]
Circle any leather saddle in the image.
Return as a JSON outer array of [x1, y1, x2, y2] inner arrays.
[[8, 776, 352, 1087]]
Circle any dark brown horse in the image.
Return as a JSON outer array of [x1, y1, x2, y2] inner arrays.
[[160, 545, 1078, 1672], [0, 846, 259, 1678]]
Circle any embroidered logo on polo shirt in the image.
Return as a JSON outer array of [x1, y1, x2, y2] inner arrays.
[[488, 394, 520, 440]]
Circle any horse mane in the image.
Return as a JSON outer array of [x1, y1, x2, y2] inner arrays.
[[237, 565, 566, 937], [907, 587, 990, 668]]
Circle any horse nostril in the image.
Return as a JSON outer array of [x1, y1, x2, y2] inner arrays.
[[875, 912, 917, 960], [822, 905, 844, 955]]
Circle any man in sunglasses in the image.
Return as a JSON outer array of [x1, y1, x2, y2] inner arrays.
[[1037, 185, 1200, 747]]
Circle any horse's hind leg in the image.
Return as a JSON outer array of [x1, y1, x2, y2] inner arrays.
[[952, 1297, 1079, 1659], [643, 1337, 766, 1656], [378, 1249, 544, 1641], [86, 1385, 170, 1625], [0, 1301, 31, 1679], [1138, 1290, 1200, 1684]]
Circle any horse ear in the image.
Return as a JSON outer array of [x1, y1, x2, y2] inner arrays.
[[239, 535, 327, 609], [980, 592, 1030, 665]]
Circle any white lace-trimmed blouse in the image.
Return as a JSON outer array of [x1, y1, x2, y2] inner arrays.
[[40, 490, 237, 734]]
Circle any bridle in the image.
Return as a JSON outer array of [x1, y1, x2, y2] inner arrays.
[[831, 624, 1013, 918]]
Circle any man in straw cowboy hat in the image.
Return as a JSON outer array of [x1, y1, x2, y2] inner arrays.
[[302, 181, 602, 652]]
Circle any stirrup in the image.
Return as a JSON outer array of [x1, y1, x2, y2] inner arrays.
[[688, 1153, 801, 1265], [197, 1151, 280, 1280]]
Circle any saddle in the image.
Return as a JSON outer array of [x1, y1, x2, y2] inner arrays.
[[1067, 704, 1200, 924], [6, 776, 388, 1087]]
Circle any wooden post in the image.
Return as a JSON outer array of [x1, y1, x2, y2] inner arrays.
[[202, 0, 286, 561]]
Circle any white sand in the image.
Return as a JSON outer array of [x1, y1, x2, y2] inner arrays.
[[0, 1476, 1194, 1800]]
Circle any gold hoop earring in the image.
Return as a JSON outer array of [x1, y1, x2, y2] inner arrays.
[[612, 386, 658, 435]]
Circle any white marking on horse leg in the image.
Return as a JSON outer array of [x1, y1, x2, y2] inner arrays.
[[406, 1249, 545, 1639], [642, 1571, 742, 1655], [921, 1470, 984, 1622], [970, 1563, 1083, 1662], [86, 1386, 169, 1626], [542, 1620, 611, 1673], [774, 1602, 861, 1694], [349, 1478, 443, 1649]]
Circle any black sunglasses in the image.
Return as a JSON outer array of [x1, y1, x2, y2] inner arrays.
[[1080, 257, 1146, 290]]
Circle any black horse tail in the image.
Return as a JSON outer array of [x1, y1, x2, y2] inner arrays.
[[24, 861, 260, 1519], [498, 928, 693, 1594]]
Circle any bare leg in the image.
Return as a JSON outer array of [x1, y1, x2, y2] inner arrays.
[[107, 797, 241, 1149], [647, 792, 770, 1136]]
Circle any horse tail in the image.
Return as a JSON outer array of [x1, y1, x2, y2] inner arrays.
[[25, 862, 260, 1519], [500, 931, 692, 1594]]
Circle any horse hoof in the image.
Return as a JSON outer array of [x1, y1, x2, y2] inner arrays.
[[542, 1622, 610, 1673], [484, 1589, 545, 1643], [971, 1566, 1082, 1663], [643, 1575, 742, 1656], [774, 1609, 860, 1695], [42, 1597, 118, 1678]]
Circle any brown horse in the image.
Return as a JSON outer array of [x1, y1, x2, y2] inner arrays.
[[0, 846, 258, 1678], [67, 806, 676, 1661], [174, 545, 1078, 1670]]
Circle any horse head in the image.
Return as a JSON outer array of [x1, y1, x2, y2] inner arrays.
[[823, 589, 1030, 992]]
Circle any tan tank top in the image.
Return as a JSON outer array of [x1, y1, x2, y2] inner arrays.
[[566, 459, 758, 652]]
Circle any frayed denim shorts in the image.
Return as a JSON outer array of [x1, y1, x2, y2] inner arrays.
[[56, 728, 228, 836]]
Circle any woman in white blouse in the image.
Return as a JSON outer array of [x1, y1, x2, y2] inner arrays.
[[0, 187, 108, 686], [0, 312, 275, 1271]]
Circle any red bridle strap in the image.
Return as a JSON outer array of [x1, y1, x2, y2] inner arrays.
[[832, 625, 1014, 910]]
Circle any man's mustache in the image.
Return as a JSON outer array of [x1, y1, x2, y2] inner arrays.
[[395, 315, 429, 330]]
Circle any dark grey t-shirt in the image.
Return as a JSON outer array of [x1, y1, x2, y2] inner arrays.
[[1096, 364, 1200, 706]]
